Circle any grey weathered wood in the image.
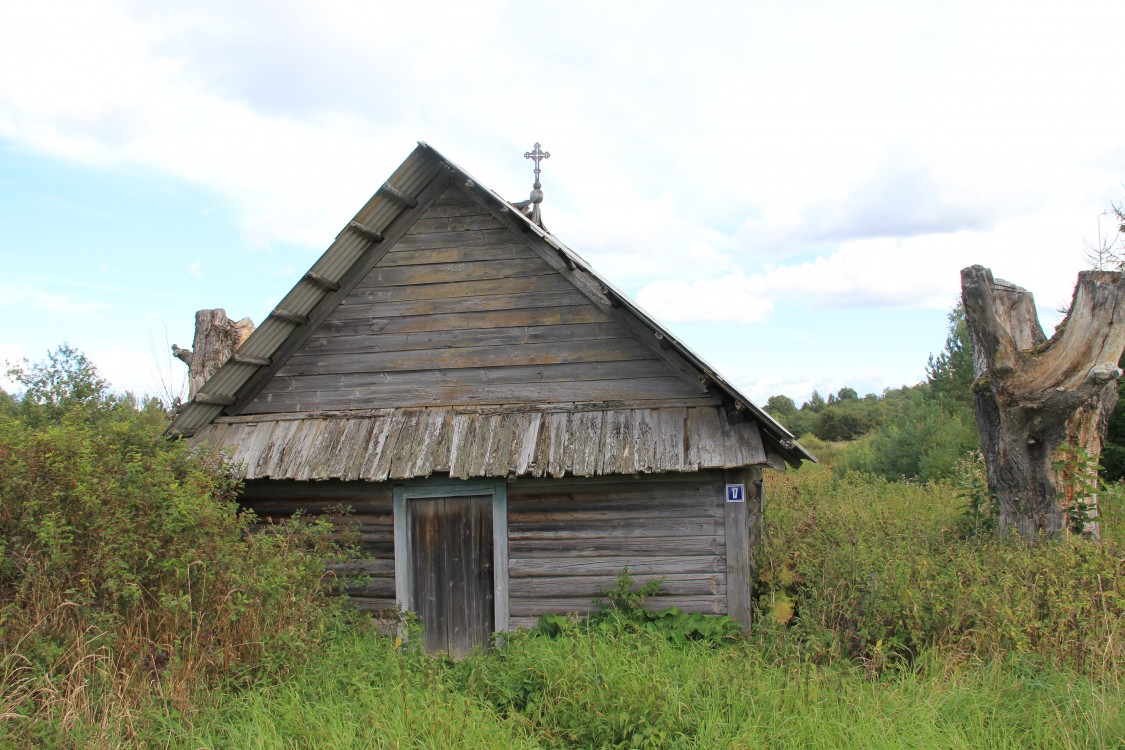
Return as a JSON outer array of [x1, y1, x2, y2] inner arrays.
[[318, 305, 614, 338], [244, 377, 707, 415], [409, 496, 494, 658], [193, 392, 237, 406], [361, 257, 551, 288], [347, 220, 384, 243], [723, 467, 753, 628], [510, 539, 729, 557], [509, 595, 724, 617], [330, 289, 591, 321], [509, 555, 724, 576], [379, 181, 418, 208], [379, 242, 535, 267], [228, 173, 456, 416], [343, 272, 576, 305], [271, 309, 310, 326], [962, 265, 1125, 538], [278, 339, 656, 376], [200, 410, 754, 482], [232, 353, 272, 367], [511, 574, 723, 598], [304, 271, 341, 292]]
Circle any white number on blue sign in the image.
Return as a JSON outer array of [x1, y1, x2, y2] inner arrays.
[[726, 484, 745, 503]]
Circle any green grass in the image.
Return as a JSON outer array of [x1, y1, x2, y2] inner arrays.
[[170, 624, 1123, 750]]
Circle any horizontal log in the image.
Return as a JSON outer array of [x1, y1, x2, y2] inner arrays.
[[507, 506, 725, 524], [279, 338, 655, 376], [508, 522, 722, 540], [510, 574, 724, 598], [357, 257, 552, 288], [380, 243, 535, 266], [331, 289, 590, 321], [413, 197, 484, 219], [403, 214, 505, 234], [389, 227, 516, 251], [508, 537, 725, 557], [244, 376, 705, 414], [239, 481, 393, 503], [344, 578, 397, 597], [328, 559, 395, 575], [318, 305, 613, 337], [509, 555, 724, 577], [509, 594, 724, 617], [301, 322, 625, 357], [239, 497, 394, 513], [343, 273, 575, 304], [347, 597, 398, 613]]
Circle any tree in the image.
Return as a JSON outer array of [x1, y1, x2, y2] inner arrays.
[[765, 394, 797, 419], [926, 303, 974, 408], [961, 265, 1125, 538], [172, 309, 254, 399]]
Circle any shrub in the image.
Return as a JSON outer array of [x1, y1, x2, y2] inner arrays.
[[756, 466, 1125, 673], [0, 347, 353, 747]]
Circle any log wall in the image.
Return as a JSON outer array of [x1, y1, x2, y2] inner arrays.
[[240, 479, 398, 614], [240, 470, 738, 630], [506, 471, 729, 630]]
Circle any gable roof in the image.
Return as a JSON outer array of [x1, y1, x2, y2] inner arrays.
[[169, 142, 814, 471]]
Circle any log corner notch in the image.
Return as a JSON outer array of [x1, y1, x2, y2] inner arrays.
[[171, 309, 255, 400], [961, 265, 1125, 539]]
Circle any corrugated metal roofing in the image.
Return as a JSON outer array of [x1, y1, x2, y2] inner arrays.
[[192, 405, 780, 481], [168, 142, 814, 467]]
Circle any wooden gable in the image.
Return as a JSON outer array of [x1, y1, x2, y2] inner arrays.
[[171, 143, 814, 474], [241, 184, 712, 415]]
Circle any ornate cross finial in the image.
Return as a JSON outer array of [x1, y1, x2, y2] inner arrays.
[[524, 142, 550, 188]]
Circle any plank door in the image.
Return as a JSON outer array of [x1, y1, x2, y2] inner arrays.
[[409, 495, 495, 658]]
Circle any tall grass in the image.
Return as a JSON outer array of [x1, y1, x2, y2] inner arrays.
[[757, 465, 1125, 674], [176, 623, 1124, 750]]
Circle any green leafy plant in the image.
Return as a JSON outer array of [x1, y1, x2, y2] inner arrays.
[[533, 569, 743, 648], [1052, 442, 1103, 537], [954, 450, 998, 537]]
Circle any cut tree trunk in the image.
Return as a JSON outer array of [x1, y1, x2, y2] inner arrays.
[[172, 309, 255, 399], [960, 266, 1125, 539]]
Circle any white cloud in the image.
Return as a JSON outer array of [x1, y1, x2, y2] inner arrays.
[[2, 0, 1124, 402], [0, 282, 108, 314]]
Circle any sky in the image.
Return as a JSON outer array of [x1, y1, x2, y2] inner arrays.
[[2, 0, 1124, 406]]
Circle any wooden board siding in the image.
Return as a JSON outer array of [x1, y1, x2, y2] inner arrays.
[[505, 473, 729, 629], [408, 496, 494, 658], [238, 480, 398, 613], [242, 186, 708, 414]]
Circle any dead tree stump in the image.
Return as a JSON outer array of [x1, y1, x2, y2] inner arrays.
[[172, 309, 255, 399], [961, 265, 1125, 539]]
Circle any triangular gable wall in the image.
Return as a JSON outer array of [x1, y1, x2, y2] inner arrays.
[[239, 184, 712, 415]]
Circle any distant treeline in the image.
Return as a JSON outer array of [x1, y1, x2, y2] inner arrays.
[[766, 305, 1125, 484]]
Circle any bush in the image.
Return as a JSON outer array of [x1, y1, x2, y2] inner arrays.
[[756, 466, 1125, 673], [0, 347, 353, 747]]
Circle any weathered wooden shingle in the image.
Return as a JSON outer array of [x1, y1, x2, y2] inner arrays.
[[195, 405, 769, 481]]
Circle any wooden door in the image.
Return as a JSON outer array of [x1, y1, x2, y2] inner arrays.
[[409, 495, 494, 658]]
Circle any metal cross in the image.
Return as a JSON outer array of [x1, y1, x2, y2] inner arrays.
[[524, 142, 550, 186]]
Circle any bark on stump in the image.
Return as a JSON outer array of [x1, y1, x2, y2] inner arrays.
[[961, 265, 1125, 539], [172, 309, 255, 399]]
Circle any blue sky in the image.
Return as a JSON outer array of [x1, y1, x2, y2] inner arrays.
[[2, 0, 1124, 406]]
